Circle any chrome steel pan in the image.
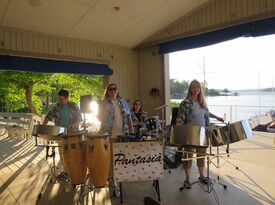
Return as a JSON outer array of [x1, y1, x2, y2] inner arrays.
[[210, 126, 228, 147], [227, 120, 253, 144], [170, 125, 208, 148], [32, 125, 67, 141]]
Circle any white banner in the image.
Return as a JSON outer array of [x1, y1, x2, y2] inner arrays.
[[113, 141, 164, 182]]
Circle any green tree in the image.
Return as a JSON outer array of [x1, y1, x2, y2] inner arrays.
[[0, 71, 104, 114], [0, 71, 52, 114], [223, 88, 229, 93], [170, 79, 189, 98], [50, 73, 104, 104]]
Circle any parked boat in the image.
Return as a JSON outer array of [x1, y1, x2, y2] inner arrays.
[[267, 122, 275, 133]]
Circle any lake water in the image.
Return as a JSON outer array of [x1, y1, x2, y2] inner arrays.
[[171, 92, 275, 122]]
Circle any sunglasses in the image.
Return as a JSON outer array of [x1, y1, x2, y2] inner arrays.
[[108, 87, 117, 91]]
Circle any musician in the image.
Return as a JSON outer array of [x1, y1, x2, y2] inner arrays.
[[97, 83, 134, 137], [131, 100, 148, 134], [43, 89, 82, 132], [97, 83, 133, 193], [176, 79, 223, 189], [43, 89, 82, 179]]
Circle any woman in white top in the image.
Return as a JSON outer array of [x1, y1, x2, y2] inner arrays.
[[97, 83, 134, 189], [98, 83, 133, 137]]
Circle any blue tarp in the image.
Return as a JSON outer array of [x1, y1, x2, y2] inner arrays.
[[159, 16, 275, 54], [0, 54, 113, 75]]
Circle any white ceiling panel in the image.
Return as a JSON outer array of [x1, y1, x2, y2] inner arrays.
[[0, 0, 207, 48], [67, 0, 168, 46], [112, 0, 207, 47], [2, 0, 92, 36]]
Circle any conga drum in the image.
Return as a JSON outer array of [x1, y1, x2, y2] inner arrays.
[[86, 134, 110, 188], [61, 133, 87, 185]]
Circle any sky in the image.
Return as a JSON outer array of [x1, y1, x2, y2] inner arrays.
[[169, 34, 275, 91]]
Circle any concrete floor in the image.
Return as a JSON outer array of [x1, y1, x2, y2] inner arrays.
[[0, 129, 275, 205]]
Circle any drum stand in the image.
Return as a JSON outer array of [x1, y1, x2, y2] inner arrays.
[[179, 129, 228, 205], [36, 143, 69, 199], [210, 122, 240, 171]]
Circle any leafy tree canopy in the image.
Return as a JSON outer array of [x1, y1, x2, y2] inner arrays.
[[0, 71, 104, 114]]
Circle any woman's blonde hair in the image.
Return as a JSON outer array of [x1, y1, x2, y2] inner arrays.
[[186, 79, 206, 108], [103, 83, 120, 100]]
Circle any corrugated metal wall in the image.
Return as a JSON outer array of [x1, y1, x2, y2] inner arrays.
[[0, 27, 138, 104]]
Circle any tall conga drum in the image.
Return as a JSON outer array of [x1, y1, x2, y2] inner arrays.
[[61, 133, 87, 185], [86, 134, 110, 188]]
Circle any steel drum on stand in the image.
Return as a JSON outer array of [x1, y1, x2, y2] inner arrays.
[[32, 125, 66, 141], [170, 124, 208, 148], [210, 120, 253, 146], [210, 125, 228, 147]]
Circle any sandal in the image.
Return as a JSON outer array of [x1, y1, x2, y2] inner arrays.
[[199, 177, 210, 185], [183, 180, 191, 189]]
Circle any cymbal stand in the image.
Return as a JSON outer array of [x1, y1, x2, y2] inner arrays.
[[158, 105, 173, 174]]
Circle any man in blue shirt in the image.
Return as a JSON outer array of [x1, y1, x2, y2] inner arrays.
[[43, 89, 82, 132], [43, 89, 82, 181]]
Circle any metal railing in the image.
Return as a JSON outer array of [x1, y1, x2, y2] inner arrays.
[[207, 104, 275, 123]]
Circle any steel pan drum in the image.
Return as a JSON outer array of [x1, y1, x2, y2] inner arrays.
[[227, 120, 253, 144], [32, 125, 66, 141], [170, 125, 208, 148], [210, 126, 228, 147], [210, 120, 253, 146]]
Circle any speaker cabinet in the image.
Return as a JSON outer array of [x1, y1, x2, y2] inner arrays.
[[80, 95, 92, 113]]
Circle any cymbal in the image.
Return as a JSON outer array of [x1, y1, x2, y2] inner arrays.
[[154, 104, 169, 110]]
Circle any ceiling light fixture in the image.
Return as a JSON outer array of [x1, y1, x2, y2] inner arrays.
[[113, 6, 120, 12], [28, 0, 42, 7]]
